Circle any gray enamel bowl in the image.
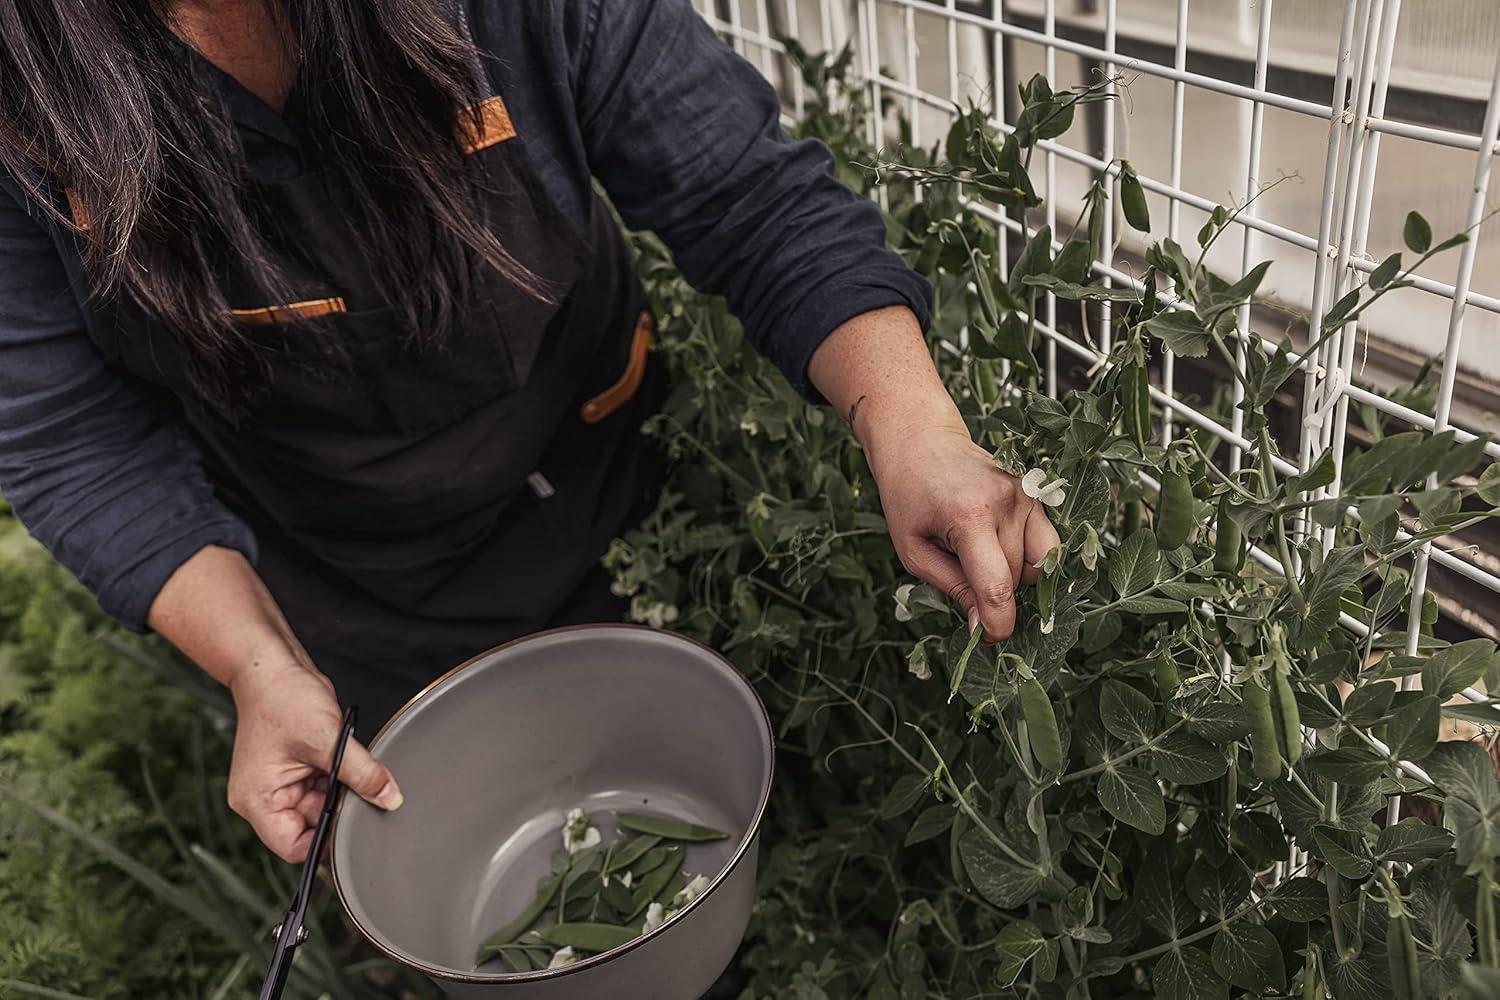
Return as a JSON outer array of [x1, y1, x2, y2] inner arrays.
[[331, 625, 774, 999]]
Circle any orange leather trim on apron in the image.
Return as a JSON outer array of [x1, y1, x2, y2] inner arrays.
[[63, 186, 90, 231], [455, 95, 517, 154], [230, 297, 348, 326], [581, 311, 653, 424]]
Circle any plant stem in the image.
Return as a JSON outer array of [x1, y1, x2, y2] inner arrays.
[[1323, 782, 1349, 959], [1059, 719, 1186, 785], [1118, 892, 1274, 964], [1480, 861, 1498, 967]]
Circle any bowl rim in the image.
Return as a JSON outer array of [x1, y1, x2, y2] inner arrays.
[[328, 622, 775, 984]]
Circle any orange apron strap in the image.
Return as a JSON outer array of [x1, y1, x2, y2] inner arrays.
[[63, 186, 90, 231], [581, 311, 654, 424], [230, 297, 348, 326], [455, 95, 517, 154]]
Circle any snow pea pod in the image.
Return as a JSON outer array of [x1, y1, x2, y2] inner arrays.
[[604, 834, 662, 875], [1119, 160, 1151, 233], [1018, 678, 1063, 773], [627, 846, 684, 920], [1270, 661, 1303, 765], [1120, 364, 1150, 451], [474, 871, 563, 965], [1153, 651, 1181, 697], [1154, 470, 1195, 550], [1244, 680, 1282, 781], [1388, 911, 1420, 1000], [615, 811, 729, 842], [1213, 497, 1244, 574], [542, 922, 640, 954]]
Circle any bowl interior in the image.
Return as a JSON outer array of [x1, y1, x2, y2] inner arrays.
[[331, 625, 773, 977]]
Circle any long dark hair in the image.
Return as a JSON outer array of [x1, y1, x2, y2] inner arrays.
[[0, 0, 539, 413]]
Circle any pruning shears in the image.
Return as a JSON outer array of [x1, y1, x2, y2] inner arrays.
[[258, 704, 358, 1000]]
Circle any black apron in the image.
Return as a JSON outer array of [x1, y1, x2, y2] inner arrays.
[[70, 7, 665, 735]]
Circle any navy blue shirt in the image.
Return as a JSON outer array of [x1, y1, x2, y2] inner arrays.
[[0, 0, 931, 630]]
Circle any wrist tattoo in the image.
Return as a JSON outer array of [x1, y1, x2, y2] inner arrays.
[[848, 394, 868, 426]]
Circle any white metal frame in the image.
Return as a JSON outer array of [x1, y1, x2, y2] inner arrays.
[[695, 0, 1500, 807]]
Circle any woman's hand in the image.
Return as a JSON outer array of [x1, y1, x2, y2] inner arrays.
[[808, 306, 1060, 640], [148, 546, 402, 863], [865, 420, 1060, 640], [227, 657, 402, 863]]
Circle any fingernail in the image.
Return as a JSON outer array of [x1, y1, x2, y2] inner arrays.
[[375, 781, 404, 811], [968, 607, 981, 634]]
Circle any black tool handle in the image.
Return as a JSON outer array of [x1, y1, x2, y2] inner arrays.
[[259, 705, 359, 1000]]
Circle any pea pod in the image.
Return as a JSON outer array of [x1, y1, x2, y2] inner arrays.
[[1387, 911, 1420, 1000], [474, 871, 563, 964], [542, 922, 640, 954], [1120, 364, 1150, 451], [1244, 679, 1283, 781], [615, 811, 729, 842], [1119, 160, 1151, 233], [1267, 628, 1303, 764], [1018, 678, 1063, 773], [604, 834, 662, 875], [1153, 651, 1181, 697], [1270, 661, 1303, 765], [1154, 470, 1195, 550], [627, 846, 684, 920], [1122, 499, 1142, 537], [1213, 497, 1244, 574]]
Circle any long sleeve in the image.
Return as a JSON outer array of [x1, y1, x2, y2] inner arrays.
[[570, 0, 932, 397], [0, 179, 257, 630]]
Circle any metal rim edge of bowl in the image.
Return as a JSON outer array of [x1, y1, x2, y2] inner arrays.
[[328, 623, 776, 985]]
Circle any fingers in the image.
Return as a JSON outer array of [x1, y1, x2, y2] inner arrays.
[[900, 537, 973, 615], [947, 519, 1018, 640], [334, 738, 403, 812], [246, 803, 315, 864], [1020, 504, 1062, 585]]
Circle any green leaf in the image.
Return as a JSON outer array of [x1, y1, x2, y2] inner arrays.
[[1144, 310, 1211, 358], [1403, 210, 1432, 253], [1306, 745, 1389, 785], [1152, 731, 1228, 785], [1185, 857, 1248, 917], [1297, 546, 1367, 649], [1477, 462, 1500, 505], [1313, 824, 1373, 879], [1270, 876, 1328, 921], [1184, 702, 1251, 742], [1343, 431, 1424, 495], [1098, 766, 1166, 834], [1421, 638, 1496, 700], [1153, 946, 1228, 1000], [992, 920, 1050, 988], [958, 827, 1047, 908], [1100, 680, 1157, 743], [1341, 682, 1396, 726], [1422, 742, 1500, 870], [1385, 695, 1440, 761], [1368, 251, 1402, 290], [879, 774, 930, 819], [1286, 449, 1336, 495], [1108, 529, 1161, 597], [1210, 922, 1287, 993], [1374, 817, 1453, 863], [1137, 853, 1194, 936], [1232, 812, 1288, 868], [904, 805, 954, 846]]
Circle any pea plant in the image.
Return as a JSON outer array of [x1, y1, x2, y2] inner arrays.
[[610, 46, 1500, 1000]]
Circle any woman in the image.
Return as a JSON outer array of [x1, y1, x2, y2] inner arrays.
[[0, 0, 1058, 864]]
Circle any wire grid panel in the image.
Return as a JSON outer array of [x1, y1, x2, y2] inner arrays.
[[693, 0, 1500, 758]]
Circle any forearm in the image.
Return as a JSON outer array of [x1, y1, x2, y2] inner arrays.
[[808, 305, 967, 453], [146, 544, 315, 693]]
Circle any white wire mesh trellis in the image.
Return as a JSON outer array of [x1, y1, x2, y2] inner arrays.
[[692, 0, 1500, 805]]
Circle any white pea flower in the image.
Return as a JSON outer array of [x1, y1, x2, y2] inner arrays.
[[642, 901, 668, 933], [893, 583, 916, 622], [562, 809, 601, 854], [740, 416, 760, 436], [1021, 468, 1067, 507], [547, 946, 579, 969], [907, 641, 931, 681], [629, 598, 680, 629], [672, 874, 711, 908], [618, 871, 633, 889]]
